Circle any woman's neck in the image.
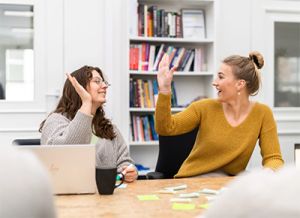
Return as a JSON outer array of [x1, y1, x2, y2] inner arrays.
[[91, 103, 102, 116], [223, 98, 252, 121]]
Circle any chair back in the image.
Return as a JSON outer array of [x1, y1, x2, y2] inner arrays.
[[155, 127, 199, 178], [12, 139, 41, 146]]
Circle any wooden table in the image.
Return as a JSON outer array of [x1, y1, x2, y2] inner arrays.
[[55, 177, 233, 218]]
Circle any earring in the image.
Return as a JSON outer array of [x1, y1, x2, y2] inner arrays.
[[237, 92, 241, 96]]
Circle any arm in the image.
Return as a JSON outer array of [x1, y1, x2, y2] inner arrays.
[[155, 54, 200, 136], [155, 94, 200, 135], [41, 111, 93, 145], [114, 127, 138, 182], [259, 107, 284, 170]]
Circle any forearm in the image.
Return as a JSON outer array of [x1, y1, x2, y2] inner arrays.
[[260, 129, 284, 170], [155, 93, 200, 136], [155, 93, 173, 135], [115, 131, 135, 172]]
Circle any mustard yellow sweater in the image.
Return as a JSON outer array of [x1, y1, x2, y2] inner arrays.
[[155, 93, 284, 178]]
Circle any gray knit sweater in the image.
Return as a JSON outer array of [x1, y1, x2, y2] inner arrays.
[[41, 111, 134, 172]]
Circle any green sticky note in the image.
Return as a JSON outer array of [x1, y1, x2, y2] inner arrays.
[[198, 203, 210, 209], [137, 195, 159, 201], [172, 203, 195, 210]]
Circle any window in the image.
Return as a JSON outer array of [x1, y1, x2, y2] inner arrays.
[[0, 3, 34, 101], [274, 22, 300, 107]]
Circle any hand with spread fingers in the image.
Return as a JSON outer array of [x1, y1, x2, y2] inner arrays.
[[66, 73, 92, 116], [157, 54, 177, 94]]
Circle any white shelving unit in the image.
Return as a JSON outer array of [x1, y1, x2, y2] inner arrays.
[[126, 0, 217, 170]]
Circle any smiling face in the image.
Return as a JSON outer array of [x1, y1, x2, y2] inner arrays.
[[86, 70, 109, 107], [212, 63, 241, 102]]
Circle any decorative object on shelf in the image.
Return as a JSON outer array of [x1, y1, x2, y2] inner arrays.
[[182, 9, 206, 39]]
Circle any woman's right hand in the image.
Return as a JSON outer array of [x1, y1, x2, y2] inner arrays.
[[67, 73, 92, 104], [66, 73, 93, 116], [157, 53, 177, 94]]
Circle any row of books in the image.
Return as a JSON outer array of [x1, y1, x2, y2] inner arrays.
[[131, 114, 158, 142], [138, 4, 182, 38], [130, 78, 177, 108], [130, 43, 206, 72]]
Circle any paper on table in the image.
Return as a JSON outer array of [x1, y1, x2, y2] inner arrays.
[[164, 184, 187, 191], [117, 184, 127, 189], [172, 203, 195, 210], [198, 203, 210, 209], [178, 192, 200, 198], [137, 195, 159, 201], [198, 188, 219, 195]]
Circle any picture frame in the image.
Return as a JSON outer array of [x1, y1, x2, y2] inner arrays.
[[181, 9, 206, 39]]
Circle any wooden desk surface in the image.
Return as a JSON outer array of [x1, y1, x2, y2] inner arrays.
[[55, 177, 233, 218]]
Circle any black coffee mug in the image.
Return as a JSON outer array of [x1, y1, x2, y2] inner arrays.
[[95, 168, 124, 195]]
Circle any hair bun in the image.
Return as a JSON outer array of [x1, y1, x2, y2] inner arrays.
[[249, 51, 264, 69]]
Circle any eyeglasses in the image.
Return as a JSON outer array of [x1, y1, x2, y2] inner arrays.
[[91, 78, 111, 87]]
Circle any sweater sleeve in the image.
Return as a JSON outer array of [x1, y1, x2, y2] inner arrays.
[[41, 111, 93, 145], [155, 93, 200, 136], [113, 126, 135, 173], [259, 107, 284, 170], [95, 126, 135, 173]]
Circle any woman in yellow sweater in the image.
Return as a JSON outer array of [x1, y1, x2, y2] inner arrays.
[[155, 51, 284, 178]]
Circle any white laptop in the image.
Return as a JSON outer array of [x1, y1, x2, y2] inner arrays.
[[16, 144, 96, 195]]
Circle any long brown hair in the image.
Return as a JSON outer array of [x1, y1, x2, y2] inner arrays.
[[223, 51, 264, 96], [39, 65, 116, 140]]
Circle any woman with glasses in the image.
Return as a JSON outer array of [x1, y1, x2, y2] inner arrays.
[[39, 66, 138, 182]]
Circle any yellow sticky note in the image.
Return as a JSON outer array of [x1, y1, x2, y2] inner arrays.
[[172, 203, 195, 210], [137, 195, 159, 201], [198, 203, 210, 209]]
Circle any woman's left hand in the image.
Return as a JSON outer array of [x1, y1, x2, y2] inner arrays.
[[121, 165, 138, 182]]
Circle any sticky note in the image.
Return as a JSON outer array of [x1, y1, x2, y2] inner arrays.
[[198, 203, 210, 209], [137, 195, 159, 201], [172, 203, 195, 210]]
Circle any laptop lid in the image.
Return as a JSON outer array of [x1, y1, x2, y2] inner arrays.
[[17, 144, 96, 195]]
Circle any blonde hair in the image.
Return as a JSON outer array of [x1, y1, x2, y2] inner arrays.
[[223, 51, 264, 96]]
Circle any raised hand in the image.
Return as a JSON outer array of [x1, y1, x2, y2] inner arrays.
[[157, 53, 177, 94], [67, 73, 92, 104], [66, 73, 92, 115]]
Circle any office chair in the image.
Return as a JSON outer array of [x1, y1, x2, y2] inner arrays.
[[146, 127, 199, 179], [12, 138, 41, 146]]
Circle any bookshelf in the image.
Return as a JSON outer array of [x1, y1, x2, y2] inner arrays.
[[126, 0, 216, 170]]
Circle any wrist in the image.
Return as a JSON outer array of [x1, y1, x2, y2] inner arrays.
[[159, 87, 171, 95], [79, 102, 93, 116], [159, 90, 171, 95]]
